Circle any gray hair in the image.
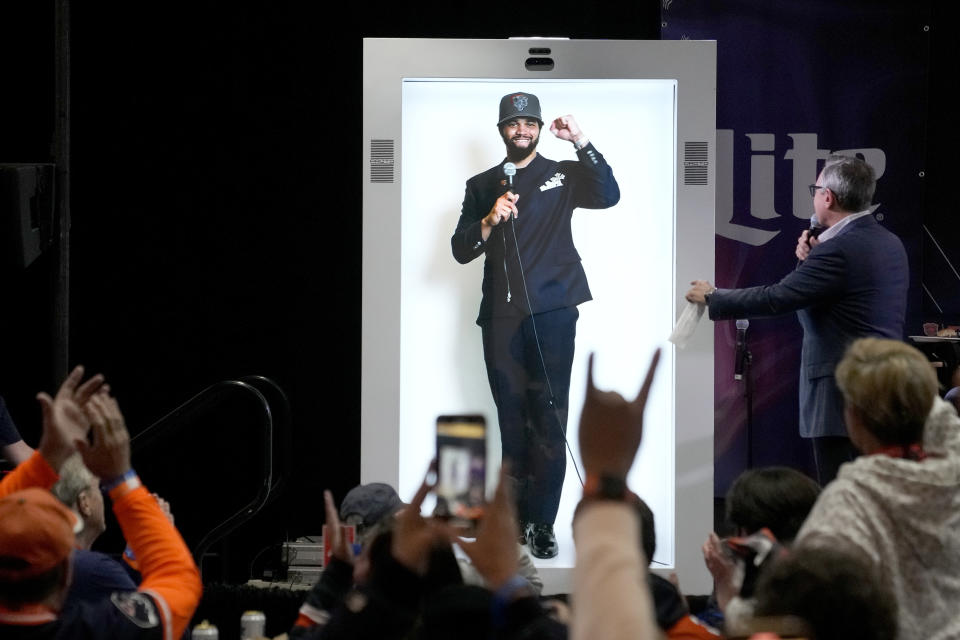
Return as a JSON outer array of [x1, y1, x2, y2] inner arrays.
[[820, 154, 876, 213], [51, 453, 96, 509]]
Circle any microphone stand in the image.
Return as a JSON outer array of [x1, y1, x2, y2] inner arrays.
[[734, 319, 754, 469], [743, 346, 754, 469]]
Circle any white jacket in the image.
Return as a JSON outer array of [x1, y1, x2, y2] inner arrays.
[[795, 397, 960, 640]]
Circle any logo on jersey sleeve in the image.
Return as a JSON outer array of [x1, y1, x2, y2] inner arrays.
[[110, 591, 161, 628]]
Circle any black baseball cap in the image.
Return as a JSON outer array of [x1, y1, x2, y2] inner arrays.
[[339, 482, 404, 529], [497, 92, 543, 126]]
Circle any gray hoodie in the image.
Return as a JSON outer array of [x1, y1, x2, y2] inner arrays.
[[795, 397, 960, 640]]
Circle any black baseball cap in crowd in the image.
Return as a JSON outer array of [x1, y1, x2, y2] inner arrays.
[[497, 92, 543, 126], [339, 482, 405, 530]]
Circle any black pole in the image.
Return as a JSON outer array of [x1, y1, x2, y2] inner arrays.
[[744, 348, 754, 469], [52, 0, 70, 383]]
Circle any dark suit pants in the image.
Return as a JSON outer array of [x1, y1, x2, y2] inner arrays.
[[481, 307, 578, 524], [811, 436, 857, 486]]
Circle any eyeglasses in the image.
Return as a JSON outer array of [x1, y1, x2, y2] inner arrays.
[[807, 184, 827, 197]]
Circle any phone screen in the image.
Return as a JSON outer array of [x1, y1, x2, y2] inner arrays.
[[435, 414, 486, 523]]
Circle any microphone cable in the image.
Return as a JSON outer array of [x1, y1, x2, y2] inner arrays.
[[503, 197, 586, 488]]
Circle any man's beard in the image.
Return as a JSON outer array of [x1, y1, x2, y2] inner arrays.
[[503, 131, 540, 162]]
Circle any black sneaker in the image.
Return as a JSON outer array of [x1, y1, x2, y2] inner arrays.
[[525, 523, 558, 559]]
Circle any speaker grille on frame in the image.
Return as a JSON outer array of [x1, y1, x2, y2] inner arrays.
[[683, 141, 708, 185], [370, 139, 395, 183]]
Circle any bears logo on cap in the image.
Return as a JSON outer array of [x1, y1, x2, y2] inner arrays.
[[497, 92, 543, 126]]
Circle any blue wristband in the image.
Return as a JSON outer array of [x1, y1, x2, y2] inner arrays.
[[102, 469, 138, 493], [491, 574, 529, 628]]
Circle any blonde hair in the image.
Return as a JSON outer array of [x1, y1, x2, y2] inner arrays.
[[835, 338, 937, 445]]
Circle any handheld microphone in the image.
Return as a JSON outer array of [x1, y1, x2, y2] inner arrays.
[[503, 162, 517, 193], [734, 319, 749, 381], [797, 214, 825, 267], [502, 162, 518, 225], [807, 213, 825, 243]]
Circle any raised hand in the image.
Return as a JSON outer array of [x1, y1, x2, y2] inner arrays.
[[78, 391, 131, 481], [702, 532, 739, 610], [153, 493, 175, 524], [457, 465, 520, 590], [549, 115, 584, 143], [36, 365, 106, 471], [323, 489, 354, 565], [391, 462, 453, 574], [578, 349, 661, 480]]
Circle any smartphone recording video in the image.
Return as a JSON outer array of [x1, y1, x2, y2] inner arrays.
[[435, 414, 486, 524]]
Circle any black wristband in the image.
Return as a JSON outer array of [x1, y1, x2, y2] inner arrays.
[[582, 474, 630, 500]]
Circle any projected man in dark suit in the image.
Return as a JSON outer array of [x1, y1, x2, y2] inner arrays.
[[451, 92, 620, 558], [686, 155, 908, 485]]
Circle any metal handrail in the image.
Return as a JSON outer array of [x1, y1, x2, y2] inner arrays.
[[130, 379, 278, 574], [239, 375, 292, 498]]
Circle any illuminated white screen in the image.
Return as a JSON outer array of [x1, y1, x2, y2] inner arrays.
[[362, 38, 716, 595], [399, 79, 677, 568]]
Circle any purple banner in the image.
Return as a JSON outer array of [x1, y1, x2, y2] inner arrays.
[[662, 1, 931, 493]]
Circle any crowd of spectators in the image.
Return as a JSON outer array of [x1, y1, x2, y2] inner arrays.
[[2, 336, 958, 639], [286, 339, 960, 640]]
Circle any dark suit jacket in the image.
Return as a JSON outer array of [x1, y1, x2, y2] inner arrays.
[[451, 144, 619, 324], [708, 214, 908, 438]]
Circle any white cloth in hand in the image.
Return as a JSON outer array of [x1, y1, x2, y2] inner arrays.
[[669, 301, 705, 348]]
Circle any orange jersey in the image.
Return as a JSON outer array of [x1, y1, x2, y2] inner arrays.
[[0, 451, 59, 497], [108, 478, 202, 640], [0, 452, 201, 640]]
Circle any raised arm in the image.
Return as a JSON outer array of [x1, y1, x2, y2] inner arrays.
[[82, 392, 202, 640], [0, 366, 103, 497], [457, 465, 562, 638], [572, 350, 661, 640], [549, 115, 619, 210]]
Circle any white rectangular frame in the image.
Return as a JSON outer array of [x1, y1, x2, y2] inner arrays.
[[362, 38, 716, 594]]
